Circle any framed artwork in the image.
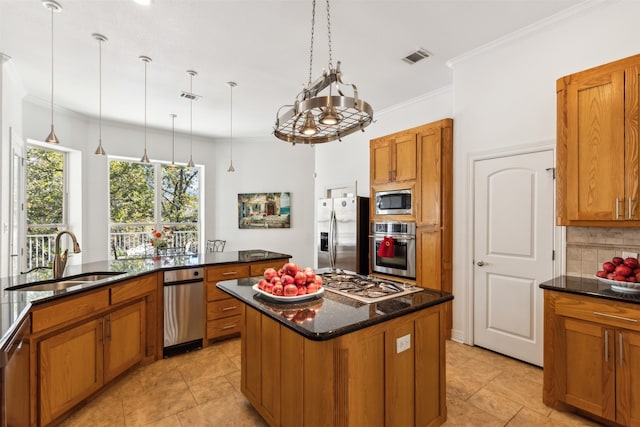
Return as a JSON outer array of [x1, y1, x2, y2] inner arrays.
[[238, 192, 291, 229]]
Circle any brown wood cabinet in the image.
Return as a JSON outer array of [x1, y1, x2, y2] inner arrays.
[[544, 291, 640, 425], [241, 302, 446, 427], [38, 300, 145, 425], [204, 259, 288, 343], [370, 132, 417, 186], [557, 53, 640, 226]]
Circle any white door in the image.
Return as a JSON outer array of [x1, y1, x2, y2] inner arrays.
[[473, 149, 554, 367]]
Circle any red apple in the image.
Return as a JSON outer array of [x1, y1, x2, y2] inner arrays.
[[306, 282, 318, 294], [295, 271, 307, 286], [607, 272, 616, 280], [315, 276, 323, 288], [627, 275, 638, 283], [272, 283, 284, 296], [612, 257, 624, 266], [296, 285, 307, 295], [270, 276, 282, 285], [264, 268, 278, 281], [284, 262, 299, 276], [615, 264, 633, 277], [257, 278, 268, 290], [281, 274, 295, 286], [624, 257, 640, 269], [615, 274, 628, 282], [634, 268, 640, 275], [603, 262, 616, 273], [596, 270, 608, 278], [277, 267, 286, 278], [635, 272, 640, 281], [264, 281, 274, 293], [283, 283, 298, 296], [303, 267, 316, 283]]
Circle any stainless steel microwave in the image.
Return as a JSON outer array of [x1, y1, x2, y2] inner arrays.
[[375, 189, 412, 215]]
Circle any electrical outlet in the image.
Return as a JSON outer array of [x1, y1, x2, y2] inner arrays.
[[396, 334, 411, 354], [622, 251, 638, 259]]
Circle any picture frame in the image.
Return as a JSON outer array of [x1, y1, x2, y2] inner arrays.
[[238, 192, 291, 229]]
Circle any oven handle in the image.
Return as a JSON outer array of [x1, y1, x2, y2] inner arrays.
[[368, 234, 416, 241]]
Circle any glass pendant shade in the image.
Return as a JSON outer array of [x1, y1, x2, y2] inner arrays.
[[300, 111, 318, 135]]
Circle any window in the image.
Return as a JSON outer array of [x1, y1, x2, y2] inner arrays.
[[25, 146, 66, 269], [109, 159, 201, 258]]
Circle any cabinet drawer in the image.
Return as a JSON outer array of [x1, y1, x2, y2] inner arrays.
[[553, 293, 640, 331], [31, 289, 110, 333], [206, 264, 250, 282], [207, 315, 241, 339], [207, 299, 242, 320], [110, 274, 158, 305], [207, 282, 232, 302], [250, 259, 288, 277]]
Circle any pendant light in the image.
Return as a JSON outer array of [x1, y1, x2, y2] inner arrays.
[[186, 70, 197, 168], [42, 0, 62, 144], [274, 0, 373, 145], [139, 56, 152, 163], [227, 81, 237, 172], [169, 113, 177, 167], [93, 33, 107, 155]]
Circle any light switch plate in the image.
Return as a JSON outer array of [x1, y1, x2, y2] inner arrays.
[[396, 334, 411, 354], [622, 251, 638, 259]]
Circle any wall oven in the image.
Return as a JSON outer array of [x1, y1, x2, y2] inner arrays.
[[375, 189, 412, 216], [370, 221, 416, 279]]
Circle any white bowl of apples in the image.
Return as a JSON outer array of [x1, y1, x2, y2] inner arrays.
[[595, 256, 640, 292], [253, 262, 324, 302]]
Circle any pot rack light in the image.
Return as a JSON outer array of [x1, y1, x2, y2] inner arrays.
[[139, 55, 152, 163], [274, 0, 373, 145], [93, 33, 107, 155], [186, 70, 197, 168], [227, 81, 237, 172], [43, 0, 62, 145]]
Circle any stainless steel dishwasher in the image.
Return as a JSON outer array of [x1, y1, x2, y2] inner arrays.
[[163, 268, 204, 357]]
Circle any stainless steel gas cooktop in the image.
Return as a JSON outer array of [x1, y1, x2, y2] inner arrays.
[[320, 271, 422, 304]]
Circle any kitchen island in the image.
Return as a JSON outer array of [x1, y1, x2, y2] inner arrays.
[[217, 276, 453, 427]]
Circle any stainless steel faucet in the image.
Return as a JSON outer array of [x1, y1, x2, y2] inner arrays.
[[53, 230, 81, 279]]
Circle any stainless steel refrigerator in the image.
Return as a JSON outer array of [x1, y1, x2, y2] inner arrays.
[[317, 196, 369, 274]]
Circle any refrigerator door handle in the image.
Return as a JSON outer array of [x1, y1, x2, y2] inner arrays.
[[330, 209, 337, 270]]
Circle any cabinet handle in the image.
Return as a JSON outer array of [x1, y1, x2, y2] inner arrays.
[[620, 332, 624, 366], [222, 271, 238, 276], [593, 311, 639, 323], [222, 306, 237, 311], [616, 197, 621, 219], [629, 197, 634, 219], [222, 324, 237, 330], [605, 330, 609, 363]]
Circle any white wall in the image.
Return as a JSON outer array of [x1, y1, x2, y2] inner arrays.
[[20, 99, 316, 268], [450, 0, 640, 342]]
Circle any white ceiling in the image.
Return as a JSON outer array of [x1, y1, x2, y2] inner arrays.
[[0, 0, 583, 140]]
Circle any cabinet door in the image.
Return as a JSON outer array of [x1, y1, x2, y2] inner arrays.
[[566, 69, 625, 221], [416, 227, 441, 291], [418, 127, 442, 226], [39, 319, 104, 426], [561, 318, 615, 421], [393, 133, 418, 182], [371, 138, 392, 185], [625, 66, 640, 220], [616, 330, 640, 425], [104, 301, 145, 383]]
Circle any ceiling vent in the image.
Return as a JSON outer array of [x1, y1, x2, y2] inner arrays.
[[402, 48, 431, 65], [180, 91, 202, 101]]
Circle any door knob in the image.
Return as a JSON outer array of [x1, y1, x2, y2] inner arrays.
[[476, 261, 486, 266]]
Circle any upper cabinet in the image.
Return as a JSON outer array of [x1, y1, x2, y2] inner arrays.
[[370, 132, 418, 185], [557, 54, 640, 226]]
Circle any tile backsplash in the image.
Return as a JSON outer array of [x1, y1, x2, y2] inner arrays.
[[566, 227, 640, 277]]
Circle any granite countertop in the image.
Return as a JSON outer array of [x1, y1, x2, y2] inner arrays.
[[0, 250, 290, 357], [216, 276, 453, 341], [540, 275, 640, 304]]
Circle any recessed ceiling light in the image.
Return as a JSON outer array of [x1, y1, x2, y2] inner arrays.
[[133, 0, 151, 5]]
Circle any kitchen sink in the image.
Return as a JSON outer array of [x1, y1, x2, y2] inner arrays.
[[7, 272, 126, 292]]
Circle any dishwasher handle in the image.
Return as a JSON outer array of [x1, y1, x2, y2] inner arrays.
[[163, 278, 204, 286]]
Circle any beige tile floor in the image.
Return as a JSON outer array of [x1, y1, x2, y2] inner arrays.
[[59, 339, 602, 427]]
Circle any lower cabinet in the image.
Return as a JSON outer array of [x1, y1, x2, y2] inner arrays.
[[241, 302, 446, 427], [544, 291, 640, 426], [38, 301, 145, 426]]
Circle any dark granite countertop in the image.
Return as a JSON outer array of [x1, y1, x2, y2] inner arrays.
[[0, 250, 290, 359], [540, 275, 640, 304], [216, 276, 453, 341]]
